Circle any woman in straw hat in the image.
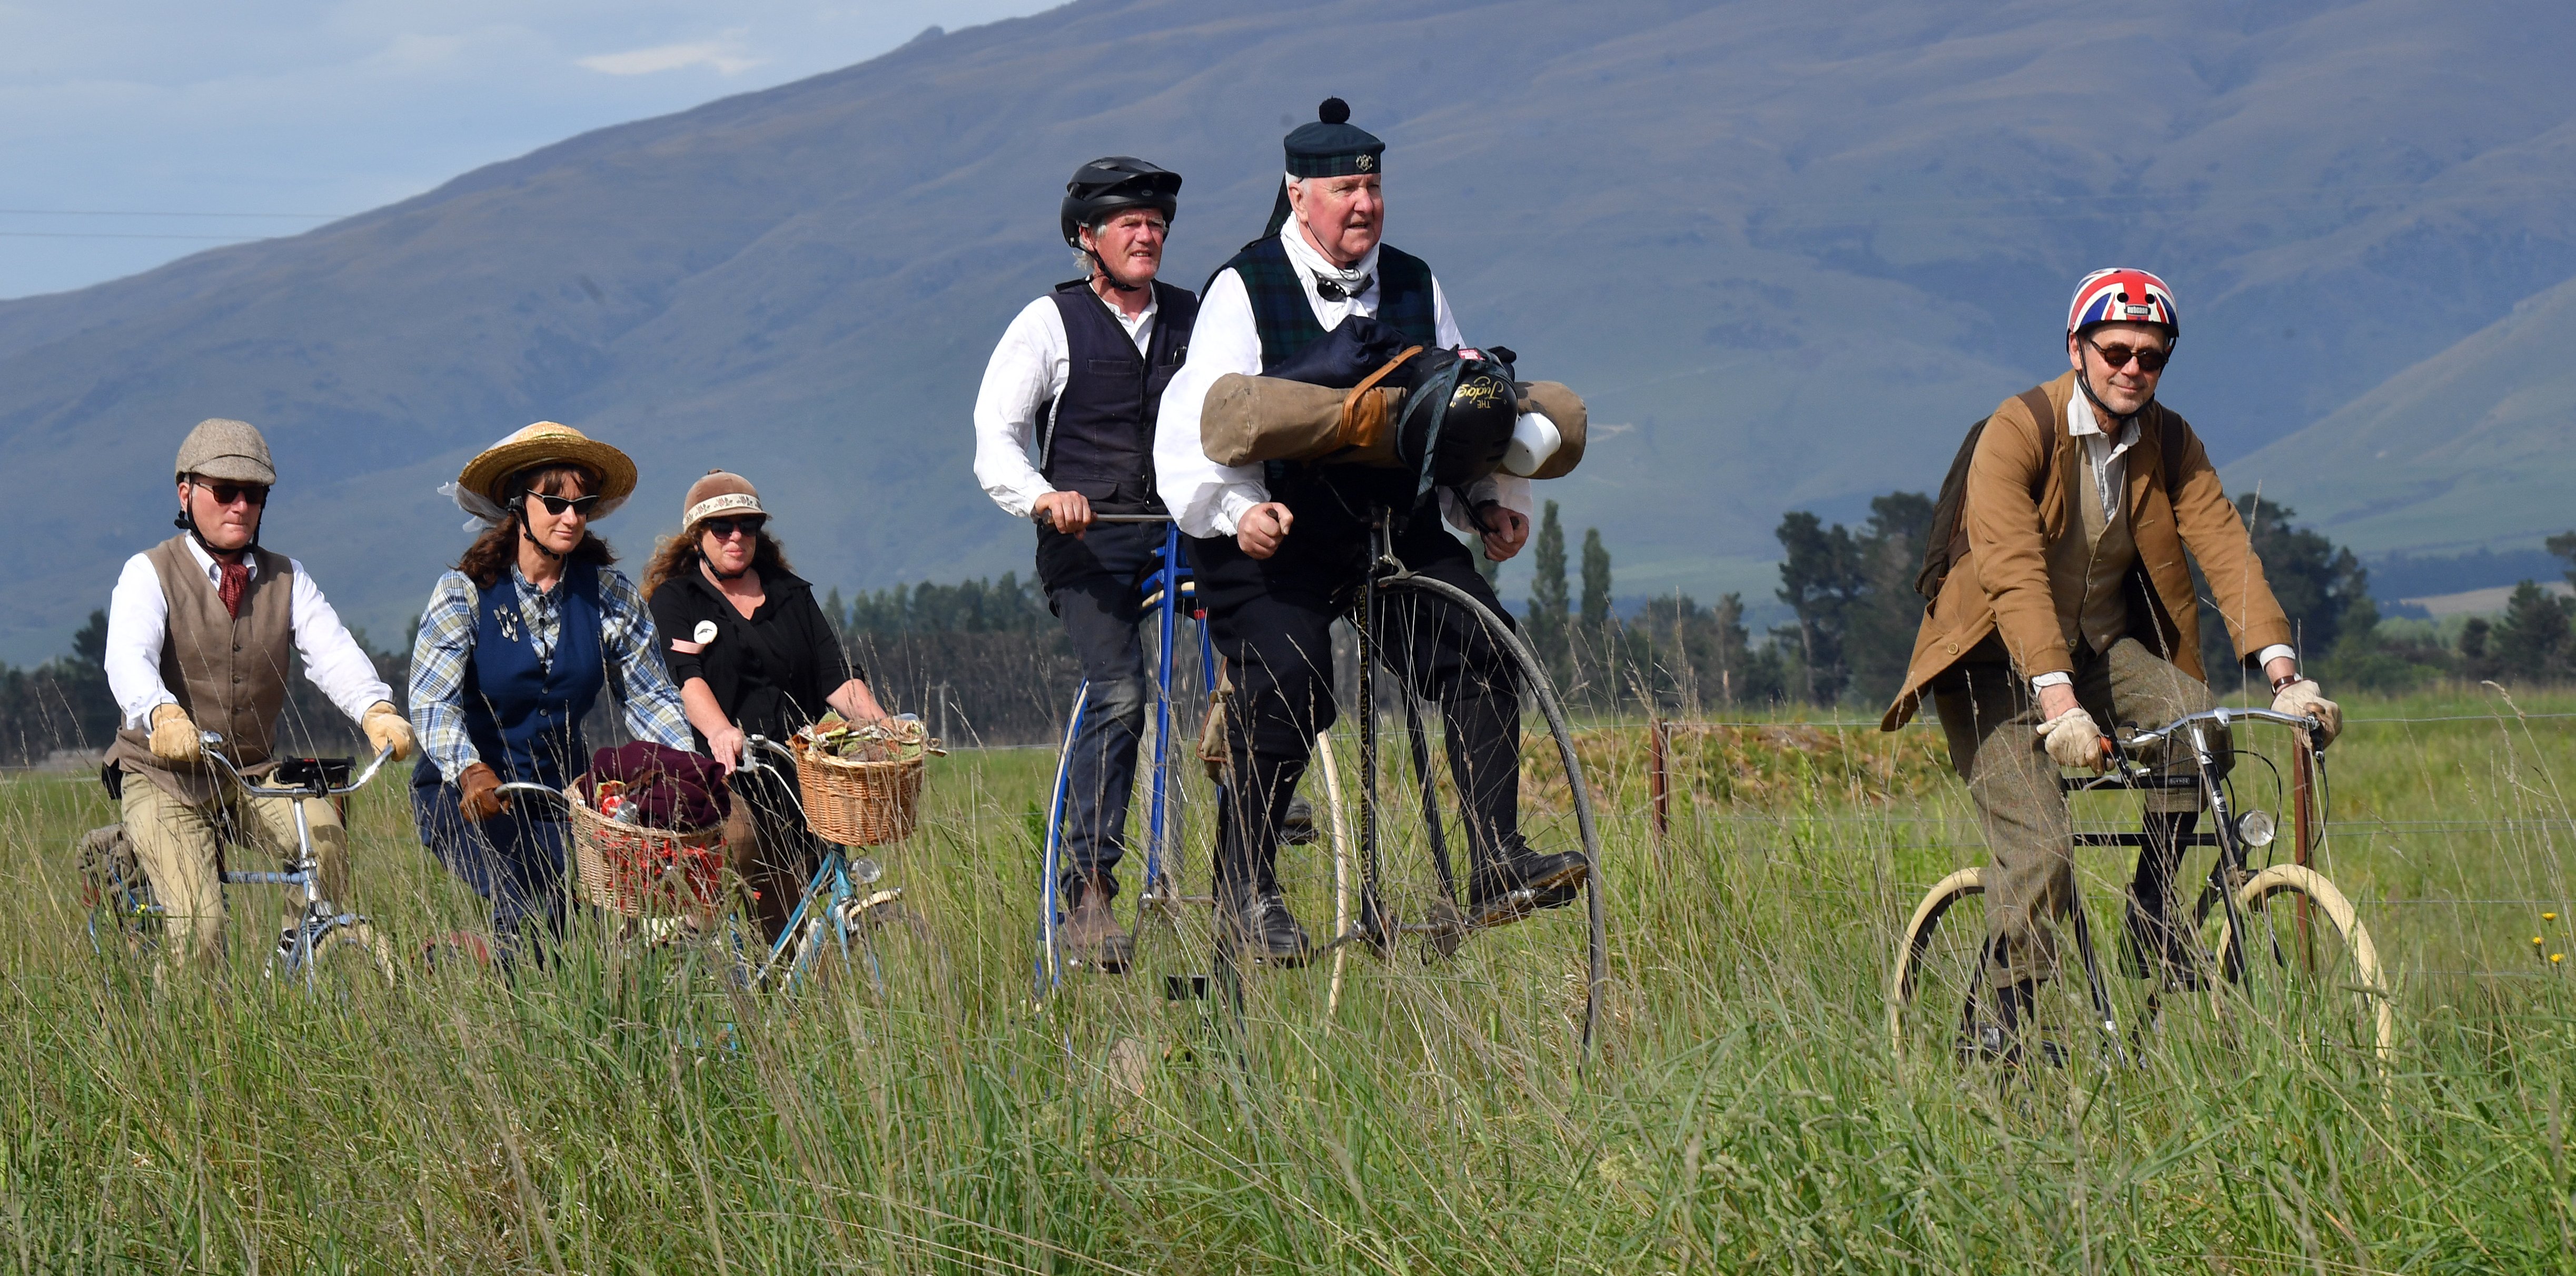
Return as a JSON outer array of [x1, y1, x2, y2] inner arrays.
[[407, 422, 695, 958], [643, 470, 888, 943]]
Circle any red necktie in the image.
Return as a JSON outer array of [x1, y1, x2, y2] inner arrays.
[[217, 559, 249, 619]]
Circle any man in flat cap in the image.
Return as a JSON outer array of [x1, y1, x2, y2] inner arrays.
[[102, 418, 414, 974], [1155, 98, 1587, 963]]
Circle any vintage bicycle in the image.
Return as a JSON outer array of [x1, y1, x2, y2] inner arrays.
[[85, 735, 399, 987], [1888, 705, 2393, 1066]]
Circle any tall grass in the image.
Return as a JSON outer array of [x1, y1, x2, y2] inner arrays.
[[3, 687, 2573, 1270]]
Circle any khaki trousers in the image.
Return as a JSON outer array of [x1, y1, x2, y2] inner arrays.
[[120, 772, 350, 971], [1931, 637, 2226, 989]]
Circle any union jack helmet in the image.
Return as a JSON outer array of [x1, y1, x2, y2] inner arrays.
[[2066, 267, 2179, 337]]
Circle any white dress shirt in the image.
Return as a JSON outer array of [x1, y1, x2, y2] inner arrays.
[[1153, 226, 1534, 539], [2030, 393, 2293, 693], [972, 284, 1159, 519], [106, 538, 393, 729]]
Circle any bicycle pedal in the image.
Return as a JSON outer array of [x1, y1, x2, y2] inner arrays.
[[1419, 901, 1467, 962], [1164, 973, 1210, 1001]]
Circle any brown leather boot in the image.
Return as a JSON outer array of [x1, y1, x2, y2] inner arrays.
[[1058, 876, 1134, 973]]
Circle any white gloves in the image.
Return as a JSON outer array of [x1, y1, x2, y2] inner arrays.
[[2271, 679, 2342, 747], [2036, 705, 2108, 769]]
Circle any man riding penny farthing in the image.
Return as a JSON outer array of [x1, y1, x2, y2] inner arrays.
[[1153, 99, 1606, 1044]]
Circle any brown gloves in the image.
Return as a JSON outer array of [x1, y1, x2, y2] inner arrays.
[[457, 762, 509, 822], [361, 701, 416, 761], [147, 704, 203, 763]]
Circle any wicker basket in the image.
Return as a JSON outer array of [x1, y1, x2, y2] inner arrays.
[[790, 735, 925, 847], [566, 783, 729, 918]]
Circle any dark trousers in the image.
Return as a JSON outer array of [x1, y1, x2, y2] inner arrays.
[[413, 782, 569, 960], [1036, 521, 1165, 899], [1932, 636, 2228, 988], [1188, 507, 1525, 900], [726, 765, 830, 945]]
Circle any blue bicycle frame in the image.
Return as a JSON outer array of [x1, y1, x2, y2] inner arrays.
[[1036, 517, 1218, 998]]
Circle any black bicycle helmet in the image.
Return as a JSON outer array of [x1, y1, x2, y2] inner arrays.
[[1059, 156, 1182, 248]]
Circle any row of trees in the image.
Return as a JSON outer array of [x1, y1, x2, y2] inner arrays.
[[11, 510, 2576, 761]]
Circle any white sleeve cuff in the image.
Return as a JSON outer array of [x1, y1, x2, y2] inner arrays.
[[2029, 671, 2073, 691], [1212, 489, 1260, 537], [2255, 644, 2296, 670]]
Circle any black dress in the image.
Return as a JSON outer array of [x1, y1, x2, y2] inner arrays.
[[649, 559, 864, 939]]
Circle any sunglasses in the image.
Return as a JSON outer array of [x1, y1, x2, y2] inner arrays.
[[2086, 338, 2170, 373], [524, 491, 603, 517], [191, 480, 269, 506], [702, 515, 767, 540]]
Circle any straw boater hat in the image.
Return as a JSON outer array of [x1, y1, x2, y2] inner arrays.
[[681, 470, 765, 532], [457, 421, 636, 505]]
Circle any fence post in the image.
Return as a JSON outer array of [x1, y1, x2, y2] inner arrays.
[[1648, 713, 1671, 845]]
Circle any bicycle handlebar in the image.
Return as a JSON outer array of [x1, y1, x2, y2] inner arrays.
[[1031, 507, 1173, 527], [196, 734, 397, 798], [2117, 706, 2322, 750]]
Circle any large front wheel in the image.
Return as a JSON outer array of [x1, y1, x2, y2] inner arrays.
[[2211, 863, 2394, 1064]]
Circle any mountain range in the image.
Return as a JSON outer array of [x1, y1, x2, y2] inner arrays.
[[6, 0, 2575, 662]]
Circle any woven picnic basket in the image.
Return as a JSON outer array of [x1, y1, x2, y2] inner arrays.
[[790, 734, 925, 847], [566, 782, 729, 918]]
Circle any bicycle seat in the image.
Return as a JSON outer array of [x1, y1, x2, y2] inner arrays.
[[271, 757, 353, 791]]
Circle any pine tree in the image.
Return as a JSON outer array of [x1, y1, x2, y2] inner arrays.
[[1578, 527, 1614, 700], [1527, 501, 1572, 689]]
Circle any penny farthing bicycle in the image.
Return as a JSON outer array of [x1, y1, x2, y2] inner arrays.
[[1282, 510, 1610, 1054], [1033, 511, 1356, 1003]]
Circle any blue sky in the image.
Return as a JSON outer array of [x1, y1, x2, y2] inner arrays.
[[0, 0, 1058, 300]]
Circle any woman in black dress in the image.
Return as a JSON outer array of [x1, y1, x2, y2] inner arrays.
[[643, 470, 889, 942]]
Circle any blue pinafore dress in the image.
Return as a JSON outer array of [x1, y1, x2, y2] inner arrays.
[[411, 565, 608, 944]]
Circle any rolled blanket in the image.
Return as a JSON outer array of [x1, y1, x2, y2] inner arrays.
[[584, 741, 731, 829], [1202, 368, 1589, 480]]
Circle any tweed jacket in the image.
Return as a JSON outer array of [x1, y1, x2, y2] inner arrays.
[[1881, 371, 2295, 730]]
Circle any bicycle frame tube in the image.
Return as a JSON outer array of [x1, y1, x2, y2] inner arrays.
[[1144, 523, 1181, 903], [2187, 721, 2256, 984], [1036, 683, 1087, 995]]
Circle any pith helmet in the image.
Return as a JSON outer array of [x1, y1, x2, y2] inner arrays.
[[174, 418, 276, 485]]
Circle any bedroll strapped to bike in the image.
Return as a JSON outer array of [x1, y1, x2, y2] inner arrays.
[[1200, 316, 1588, 491]]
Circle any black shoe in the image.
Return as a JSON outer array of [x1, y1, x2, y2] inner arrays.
[[1221, 890, 1310, 967], [1954, 981, 2066, 1069], [1279, 795, 1317, 846], [1465, 849, 1589, 927]]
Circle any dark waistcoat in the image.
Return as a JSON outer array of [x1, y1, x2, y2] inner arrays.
[[1036, 278, 1197, 514], [411, 564, 608, 793]]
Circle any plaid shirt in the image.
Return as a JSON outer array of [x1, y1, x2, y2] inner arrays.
[[408, 563, 692, 782]]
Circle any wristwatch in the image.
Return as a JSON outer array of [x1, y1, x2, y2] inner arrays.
[[2270, 670, 2305, 693]]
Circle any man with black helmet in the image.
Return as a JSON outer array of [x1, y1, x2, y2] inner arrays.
[[101, 418, 414, 974], [973, 156, 1198, 972], [1154, 98, 1587, 964]]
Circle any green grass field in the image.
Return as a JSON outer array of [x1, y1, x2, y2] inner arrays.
[[4, 685, 2574, 1271]]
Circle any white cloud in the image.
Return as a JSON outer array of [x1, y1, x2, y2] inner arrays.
[[578, 32, 761, 76], [0, 1, 1055, 298]]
